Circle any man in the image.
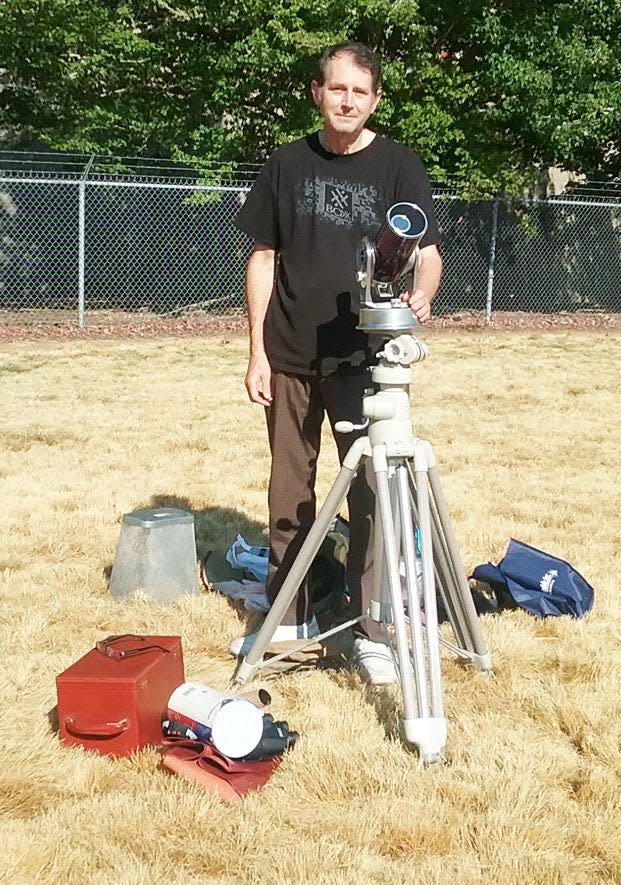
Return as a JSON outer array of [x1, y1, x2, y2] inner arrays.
[[231, 42, 443, 684]]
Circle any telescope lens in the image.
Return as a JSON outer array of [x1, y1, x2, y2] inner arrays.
[[387, 203, 427, 239], [391, 214, 412, 234]]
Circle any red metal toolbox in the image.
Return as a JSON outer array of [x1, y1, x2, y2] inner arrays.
[[56, 634, 184, 757]]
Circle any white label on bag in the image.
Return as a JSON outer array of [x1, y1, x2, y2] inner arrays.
[[540, 569, 558, 593]]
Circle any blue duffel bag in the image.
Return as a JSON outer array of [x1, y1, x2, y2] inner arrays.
[[471, 538, 594, 619]]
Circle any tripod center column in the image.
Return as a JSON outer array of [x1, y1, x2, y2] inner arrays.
[[364, 363, 414, 449]]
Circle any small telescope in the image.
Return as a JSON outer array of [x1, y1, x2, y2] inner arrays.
[[355, 202, 428, 333]]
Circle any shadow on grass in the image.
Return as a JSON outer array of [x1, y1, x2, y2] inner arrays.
[[363, 684, 406, 743], [90, 497, 416, 749], [102, 493, 266, 585], [101, 495, 355, 674], [100, 494, 267, 640], [47, 704, 59, 735], [148, 493, 267, 584]]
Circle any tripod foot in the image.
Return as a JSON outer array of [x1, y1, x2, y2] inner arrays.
[[403, 716, 447, 763], [234, 658, 256, 686], [473, 652, 493, 674]]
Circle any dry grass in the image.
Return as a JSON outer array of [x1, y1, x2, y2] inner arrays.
[[0, 328, 620, 884]]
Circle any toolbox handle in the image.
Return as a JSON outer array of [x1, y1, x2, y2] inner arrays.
[[96, 634, 171, 660], [64, 716, 129, 738]]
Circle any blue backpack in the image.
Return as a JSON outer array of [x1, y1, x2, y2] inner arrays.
[[471, 538, 594, 619]]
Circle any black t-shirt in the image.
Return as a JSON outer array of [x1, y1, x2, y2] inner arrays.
[[235, 132, 440, 376]]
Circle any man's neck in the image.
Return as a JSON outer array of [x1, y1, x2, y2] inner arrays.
[[318, 127, 376, 155]]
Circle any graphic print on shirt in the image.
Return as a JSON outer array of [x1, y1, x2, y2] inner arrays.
[[297, 176, 380, 228]]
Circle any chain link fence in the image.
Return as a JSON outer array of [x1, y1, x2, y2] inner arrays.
[[1, 152, 619, 326]]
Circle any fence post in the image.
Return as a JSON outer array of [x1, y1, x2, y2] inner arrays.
[[485, 199, 500, 323], [78, 155, 95, 327]]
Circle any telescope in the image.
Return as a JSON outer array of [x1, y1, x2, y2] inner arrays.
[[355, 202, 428, 333]]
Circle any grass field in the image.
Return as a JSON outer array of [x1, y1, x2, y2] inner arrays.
[[1, 328, 620, 884]]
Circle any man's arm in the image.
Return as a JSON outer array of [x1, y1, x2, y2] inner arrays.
[[245, 243, 276, 405], [401, 244, 443, 323]]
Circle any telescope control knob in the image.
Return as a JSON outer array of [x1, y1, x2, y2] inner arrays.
[[363, 397, 395, 421], [380, 335, 429, 366]]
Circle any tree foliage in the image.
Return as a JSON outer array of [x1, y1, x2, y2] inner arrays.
[[1, 0, 620, 195]]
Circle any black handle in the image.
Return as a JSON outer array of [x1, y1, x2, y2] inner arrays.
[[95, 634, 170, 660]]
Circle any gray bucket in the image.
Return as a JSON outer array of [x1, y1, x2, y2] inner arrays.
[[109, 508, 198, 604]]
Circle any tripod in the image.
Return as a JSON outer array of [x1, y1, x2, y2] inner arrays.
[[234, 330, 491, 763]]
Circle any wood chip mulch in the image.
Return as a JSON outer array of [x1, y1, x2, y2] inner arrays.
[[0, 311, 618, 341]]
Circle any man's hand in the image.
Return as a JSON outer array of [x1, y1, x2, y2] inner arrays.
[[400, 245, 442, 324], [245, 352, 273, 405], [401, 288, 432, 323]]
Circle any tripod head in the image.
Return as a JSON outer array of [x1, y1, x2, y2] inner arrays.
[[354, 202, 428, 334]]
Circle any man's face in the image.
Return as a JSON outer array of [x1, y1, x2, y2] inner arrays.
[[311, 53, 381, 137]]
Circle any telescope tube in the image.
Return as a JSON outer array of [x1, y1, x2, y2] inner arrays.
[[373, 202, 428, 283]]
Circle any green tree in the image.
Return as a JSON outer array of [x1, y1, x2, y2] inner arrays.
[[1, 1, 619, 196], [427, 0, 621, 187]]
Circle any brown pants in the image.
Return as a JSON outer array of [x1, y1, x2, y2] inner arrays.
[[265, 370, 384, 643]]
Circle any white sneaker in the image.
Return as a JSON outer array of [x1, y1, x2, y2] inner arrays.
[[229, 616, 320, 657], [352, 637, 399, 685]]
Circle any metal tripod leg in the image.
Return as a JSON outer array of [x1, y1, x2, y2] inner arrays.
[[370, 469, 401, 624], [410, 441, 448, 758], [374, 437, 490, 760], [394, 464, 429, 720], [373, 448, 447, 762], [369, 494, 388, 622], [372, 448, 416, 708], [406, 447, 491, 673], [424, 442, 491, 671], [407, 467, 471, 654], [234, 436, 369, 685]]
